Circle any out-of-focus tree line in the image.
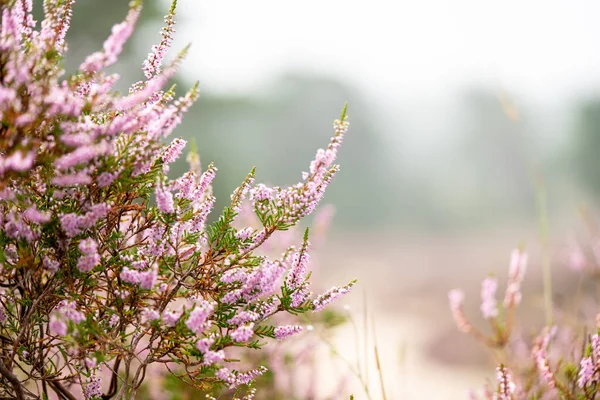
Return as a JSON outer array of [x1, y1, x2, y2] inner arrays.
[[51, 0, 600, 231]]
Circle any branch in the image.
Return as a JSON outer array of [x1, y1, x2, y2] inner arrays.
[[0, 358, 24, 400]]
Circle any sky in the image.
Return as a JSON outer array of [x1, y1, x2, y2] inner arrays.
[[171, 0, 600, 106]]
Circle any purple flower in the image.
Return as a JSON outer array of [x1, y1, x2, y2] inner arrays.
[[230, 323, 255, 343], [139, 267, 158, 290], [162, 309, 181, 327], [578, 356, 595, 388], [203, 350, 225, 366], [480, 277, 498, 319], [185, 300, 215, 334], [49, 317, 67, 336], [313, 281, 355, 312], [142, 308, 160, 323], [196, 337, 215, 353], [79, 238, 98, 255], [161, 137, 187, 164], [274, 325, 303, 341], [142, 5, 176, 79], [83, 375, 102, 400], [77, 253, 100, 272], [120, 267, 141, 284], [155, 184, 175, 214]]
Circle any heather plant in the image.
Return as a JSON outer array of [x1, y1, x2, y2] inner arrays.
[[0, 1, 356, 399], [449, 243, 600, 399]]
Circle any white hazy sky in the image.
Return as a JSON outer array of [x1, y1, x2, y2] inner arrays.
[[172, 0, 600, 105]]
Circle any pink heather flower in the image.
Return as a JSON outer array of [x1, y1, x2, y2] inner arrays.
[[59, 214, 81, 237], [229, 366, 268, 388], [313, 281, 355, 312], [96, 171, 118, 188], [495, 364, 516, 400], [120, 267, 141, 284], [139, 267, 158, 290], [196, 337, 215, 353], [578, 356, 595, 388], [49, 316, 67, 336], [250, 183, 274, 203], [230, 323, 255, 343], [162, 309, 181, 327], [161, 137, 187, 164], [22, 206, 50, 224], [480, 277, 498, 319], [508, 249, 527, 282], [504, 249, 528, 307], [77, 253, 100, 272], [57, 301, 86, 324], [290, 284, 311, 308], [53, 142, 110, 170], [192, 164, 217, 202], [286, 242, 310, 290], [0, 150, 35, 173], [78, 238, 98, 255], [80, 4, 140, 73], [51, 172, 92, 186], [235, 227, 254, 241], [155, 184, 174, 214], [142, 308, 160, 323], [185, 301, 215, 334], [174, 171, 196, 199], [274, 325, 303, 341], [228, 310, 259, 326], [203, 350, 225, 366], [532, 327, 556, 389], [448, 289, 470, 333], [83, 375, 102, 400], [142, 5, 176, 79], [43, 255, 60, 273], [108, 315, 119, 327]]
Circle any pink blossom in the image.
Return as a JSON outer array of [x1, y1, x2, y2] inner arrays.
[[480, 277, 498, 319], [185, 301, 215, 334], [49, 317, 67, 336], [196, 337, 215, 353], [313, 281, 355, 312], [120, 267, 141, 284], [139, 267, 158, 290], [83, 375, 102, 400], [230, 323, 255, 343], [78, 238, 98, 255], [142, 5, 176, 79], [80, 4, 140, 73], [274, 325, 303, 341], [161, 137, 187, 164], [155, 184, 175, 214], [162, 309, 181, 327], [77, 253, 100, 272]]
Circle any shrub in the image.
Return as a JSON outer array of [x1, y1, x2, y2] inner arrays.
[[0, 1, 355, 398]]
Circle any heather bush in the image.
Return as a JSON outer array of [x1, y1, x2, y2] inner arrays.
[[0, 1, 355, 399], [450, 243, 600, 399]]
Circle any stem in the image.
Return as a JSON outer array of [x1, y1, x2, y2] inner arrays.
[[536, 175, 553, 326], [0, 358, 24, 400]]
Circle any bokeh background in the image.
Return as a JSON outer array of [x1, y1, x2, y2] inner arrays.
[[52, 0, 600, 398]]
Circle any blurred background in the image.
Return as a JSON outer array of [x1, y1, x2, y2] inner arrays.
[[53, 0, 600, 398]]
